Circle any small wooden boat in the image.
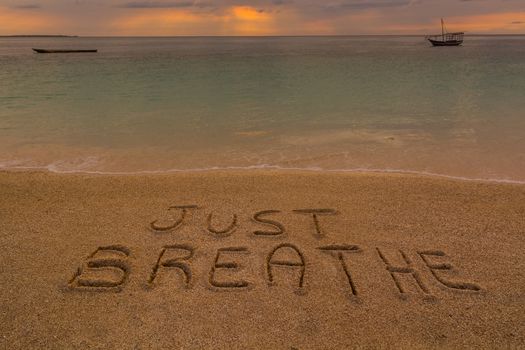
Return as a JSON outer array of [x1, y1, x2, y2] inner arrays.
[[32, 48, 97, 53], [426, 19, 464, 46]]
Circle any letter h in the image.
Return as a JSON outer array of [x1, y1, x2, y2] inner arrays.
[[376, 248, 430, 295]]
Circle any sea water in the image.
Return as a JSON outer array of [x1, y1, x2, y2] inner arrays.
[[1, 36, 524, 181]]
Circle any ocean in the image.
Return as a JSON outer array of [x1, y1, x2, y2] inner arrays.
[[1, 36, 524, 181]]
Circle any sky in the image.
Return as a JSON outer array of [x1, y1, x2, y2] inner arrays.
[[1, 0, 524, 36]]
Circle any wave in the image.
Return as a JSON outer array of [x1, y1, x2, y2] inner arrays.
[[1, 161, 524, 185]]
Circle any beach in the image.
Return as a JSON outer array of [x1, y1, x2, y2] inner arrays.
[[1, 170, 523, 349]]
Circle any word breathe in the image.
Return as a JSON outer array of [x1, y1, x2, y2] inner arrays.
[[67, 205, 482, 300]]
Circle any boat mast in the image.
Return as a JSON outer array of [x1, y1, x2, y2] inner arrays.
[[441, 18, 445, 41]]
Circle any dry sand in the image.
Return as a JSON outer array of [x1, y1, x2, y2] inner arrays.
[[0, 170, 524, 349]]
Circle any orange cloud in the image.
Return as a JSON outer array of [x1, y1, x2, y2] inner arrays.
[[111, 6, 280, 36], [449, 11, 525, 33], [2, 4, 523, 36], [380, 11, 525, 34], [0, 7, 66, 34], [231, 6, 270, 21], [226, 6, 276, 35], [111, 9, 214, 36]]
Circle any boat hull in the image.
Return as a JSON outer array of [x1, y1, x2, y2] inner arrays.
[[32, 48, 97, 53], [428, 39, 463, 47]]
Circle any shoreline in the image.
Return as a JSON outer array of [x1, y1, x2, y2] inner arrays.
[[2, 166, 525, 185]]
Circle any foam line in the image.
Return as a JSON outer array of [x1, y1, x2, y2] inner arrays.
[[1, 163, 524, 185]]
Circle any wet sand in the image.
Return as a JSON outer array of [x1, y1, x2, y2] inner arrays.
[[0, 170, 524, 349]]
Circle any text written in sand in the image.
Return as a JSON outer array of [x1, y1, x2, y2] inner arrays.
[[67, 205, 482, 300]]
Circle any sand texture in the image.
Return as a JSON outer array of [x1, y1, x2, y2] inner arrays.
[[0, 171, 524, 349]]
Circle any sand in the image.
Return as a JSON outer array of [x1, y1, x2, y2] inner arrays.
[[0, 170, 524, 349]]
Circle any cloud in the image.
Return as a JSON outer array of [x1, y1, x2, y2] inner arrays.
[[450, 11, 525, 32], [335, 0, 412, 10], [12, 4, 41, 8], [118, 1, 209, 8], [109, 5, 279, 35], [1, 0, 525, 35], [0, 6, 67, 34], [382, 11, 525, 34]]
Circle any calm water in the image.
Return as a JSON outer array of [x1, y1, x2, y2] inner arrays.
[[1, 36, 524, 181]]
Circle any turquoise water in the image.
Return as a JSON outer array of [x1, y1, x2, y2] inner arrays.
[[1, 36, 524, 181]]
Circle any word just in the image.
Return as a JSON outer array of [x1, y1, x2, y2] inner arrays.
[[149, 205, 338, 237]]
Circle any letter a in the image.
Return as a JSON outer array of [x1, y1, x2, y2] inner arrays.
[[267, 243, 306, 288]]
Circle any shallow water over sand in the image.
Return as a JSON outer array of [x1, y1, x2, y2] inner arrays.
[[1, 36, 524, 181]]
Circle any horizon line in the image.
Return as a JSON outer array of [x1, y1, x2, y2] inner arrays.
[[2, 33, 525, 38]]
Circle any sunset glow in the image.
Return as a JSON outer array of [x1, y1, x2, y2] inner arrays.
[[0, 0, 524, 36], [0, 6, 66, 34]]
